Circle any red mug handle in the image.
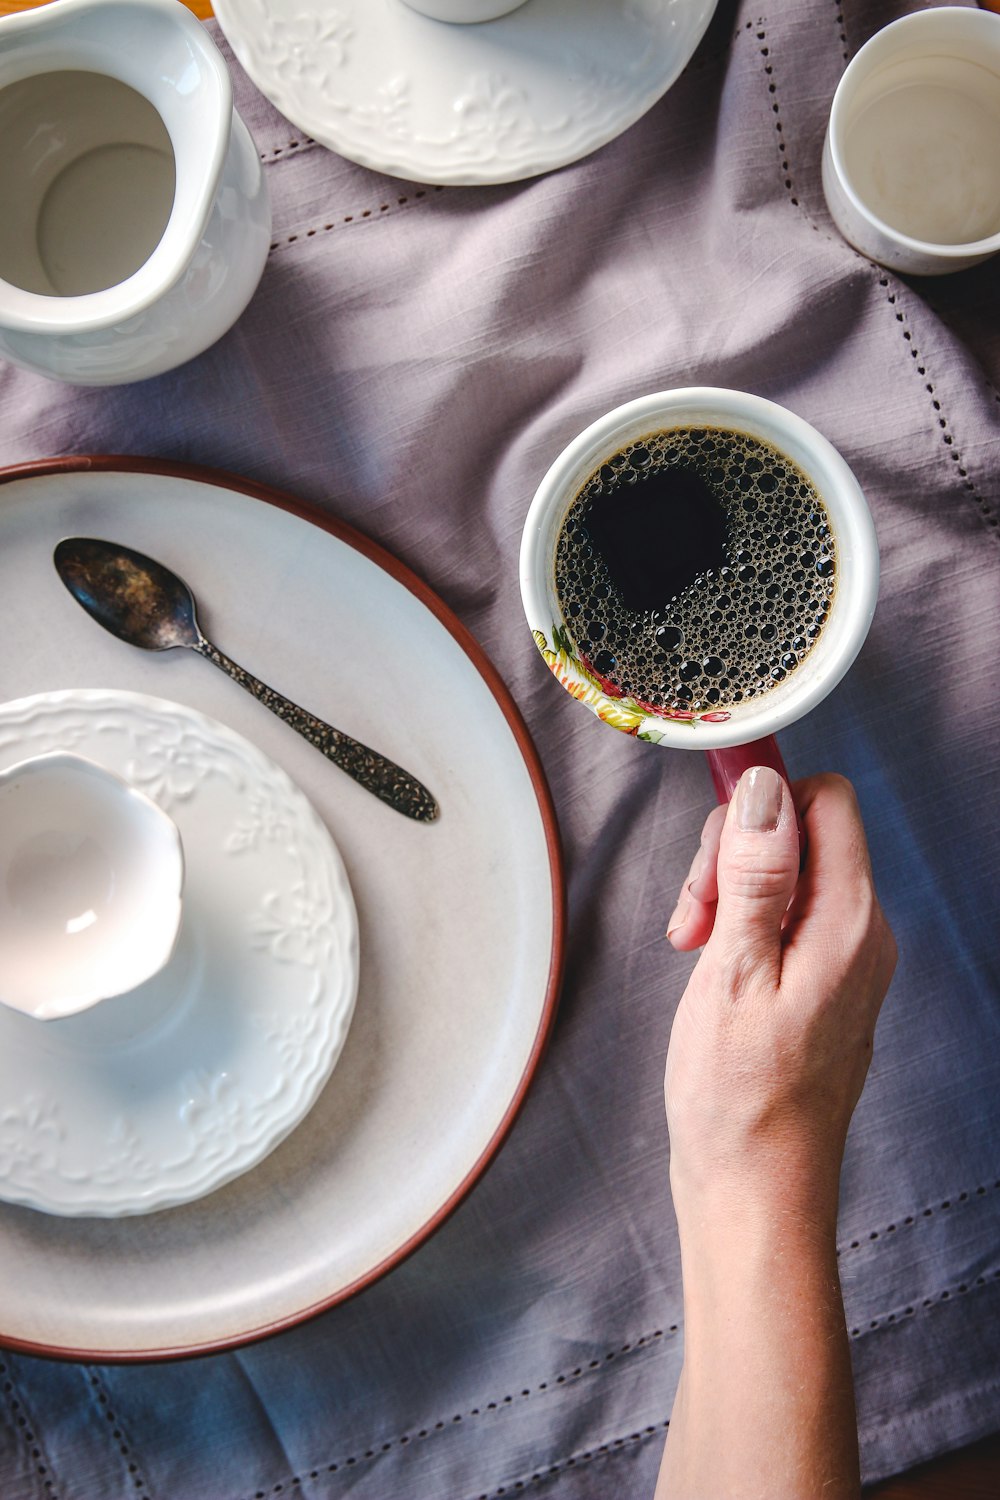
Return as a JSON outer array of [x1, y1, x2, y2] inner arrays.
[[704, 734, 791, 803], [705, 736, 806, 855]]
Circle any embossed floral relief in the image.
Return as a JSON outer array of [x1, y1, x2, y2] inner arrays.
[[245, 0, 355, 97], [249, 884, 335, 969], [0, 1094, 64, 1183], [225, 790, 292, 854]]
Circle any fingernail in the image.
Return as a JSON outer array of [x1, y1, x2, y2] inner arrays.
[[736, 765, 783, 831], [667, 894, 690, 941]]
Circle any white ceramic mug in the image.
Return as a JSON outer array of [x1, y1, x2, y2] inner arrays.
[[822, 6, 1000, 276], [0, 0, 272, 385], [520, 388, 879, 798], [400, 1, 528, 20]]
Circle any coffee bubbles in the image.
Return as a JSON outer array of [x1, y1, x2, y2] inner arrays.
[[554, 427, 836, 716]]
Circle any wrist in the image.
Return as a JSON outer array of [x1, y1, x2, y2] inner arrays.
[[670, 1148, 843, 1251]]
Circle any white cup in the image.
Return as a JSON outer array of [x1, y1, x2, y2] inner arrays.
[[822, 6, 1000, 275], [400, 0, 528, 22], [520, 389, 878, 793], [0, 753, 184, 1020]]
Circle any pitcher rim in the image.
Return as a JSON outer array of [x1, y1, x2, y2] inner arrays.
[[0, 0, 234, 334]]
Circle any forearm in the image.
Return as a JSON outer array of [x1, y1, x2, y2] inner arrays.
[[656, 1189, 859, 1500], [657, 771, 895, 1498]]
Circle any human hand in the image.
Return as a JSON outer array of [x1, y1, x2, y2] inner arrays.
[[664, 768, 897, 1227], [657, 769, 893, 1500]]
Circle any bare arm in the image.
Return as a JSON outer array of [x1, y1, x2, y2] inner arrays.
[[656, 769, 897, 1500]]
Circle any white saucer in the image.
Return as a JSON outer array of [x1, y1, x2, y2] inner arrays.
[[213, 0, 718, 186], [0, 688, 359, 1218]]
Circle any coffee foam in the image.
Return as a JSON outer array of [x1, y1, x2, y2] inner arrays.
[[554, 427, 836, 715]]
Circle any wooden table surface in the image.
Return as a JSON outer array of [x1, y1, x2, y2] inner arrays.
[[1, 0, 998, 1494]]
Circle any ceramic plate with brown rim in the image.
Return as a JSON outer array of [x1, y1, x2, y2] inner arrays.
[[0, 458, 563, 1361]]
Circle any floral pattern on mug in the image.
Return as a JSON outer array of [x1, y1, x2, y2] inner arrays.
[[533, 626, 730, 736]]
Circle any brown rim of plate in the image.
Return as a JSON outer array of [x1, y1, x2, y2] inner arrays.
[[0, 453, 566, 1364]]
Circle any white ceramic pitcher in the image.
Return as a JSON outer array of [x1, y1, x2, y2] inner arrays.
[[0, 0, 271, 385]]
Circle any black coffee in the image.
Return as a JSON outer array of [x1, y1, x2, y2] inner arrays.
[[554, 427, 836, 717]]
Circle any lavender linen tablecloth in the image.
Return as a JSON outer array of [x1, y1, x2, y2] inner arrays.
[[2, 1, 1000, 1496]]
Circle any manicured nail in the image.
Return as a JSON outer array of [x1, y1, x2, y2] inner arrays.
[[736, 765, 783, 831]]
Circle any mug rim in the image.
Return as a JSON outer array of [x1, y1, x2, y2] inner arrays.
[[826, 5, 1000, 261], [519, 387, 879, 751]]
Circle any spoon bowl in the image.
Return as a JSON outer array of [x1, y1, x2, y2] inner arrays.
[[54, 536, 200, 651]]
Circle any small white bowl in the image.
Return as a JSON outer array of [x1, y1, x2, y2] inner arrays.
[[0, 752, 184, 1021], [822, 6, 1000, 275]]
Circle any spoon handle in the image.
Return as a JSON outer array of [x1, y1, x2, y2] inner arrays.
[[194, 638, 439, 822]]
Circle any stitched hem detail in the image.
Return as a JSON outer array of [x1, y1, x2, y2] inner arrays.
[[848, 1263, 1000, 1341], [875, 277, 999, 535], [260, 138, 316, 163], [751, 17, 803, 210], [830, 0, 850, 62], [0, 1357, 62, 1499], [232, 1326, 680, 1500], [85, 1368, 154, 1498], [838, 1176, 1000, 1257], [469, 1420, 669, 1500], [267, 187, 446, 252], [225, 1277, 1000, 1498]]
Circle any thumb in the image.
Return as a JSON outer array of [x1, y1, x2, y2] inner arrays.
[[707, 765, 800, 985]]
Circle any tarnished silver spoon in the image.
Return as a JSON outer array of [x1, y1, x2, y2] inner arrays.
[[54, 537, 439, 823]]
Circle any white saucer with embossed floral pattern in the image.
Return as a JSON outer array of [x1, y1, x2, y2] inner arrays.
[[0, 688, 359, 1217], [213, 0, 718, 186]]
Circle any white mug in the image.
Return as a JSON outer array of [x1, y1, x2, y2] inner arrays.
[[822, 6, 1000, 276], [520, 389, 879, 797]]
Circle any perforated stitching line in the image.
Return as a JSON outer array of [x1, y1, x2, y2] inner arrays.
[[233, 1326, 680, 1500], [878, 275, 999, 534], [837, 1176, 1000, 1257], [267, 186, 446, 252], [830, 0, 850, 62], [0, 1358, 62, 1499], [749, 17, 1000, 541], [750, 18, 803, 211], [848, 1263, 1000, 1340], [471, 1420, 670, 1500], [259, 137, 315, 163], [85, 1369, 153, 1498]]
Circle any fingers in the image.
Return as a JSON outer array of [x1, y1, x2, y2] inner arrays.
[[791, 773, 873, 900], [704, 766, 800, 989], [667, 803, 726, 951], [781, 774, 876, 949], [666, 771, 883, 987], [782, 773, 898, 1001]]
